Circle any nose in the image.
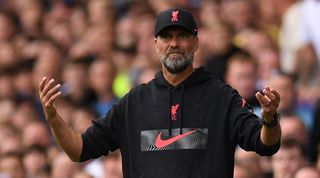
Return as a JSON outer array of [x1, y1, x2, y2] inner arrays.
[[169, 36, 179, 48]]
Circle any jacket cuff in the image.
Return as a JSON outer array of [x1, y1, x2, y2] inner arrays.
[[256, 137, 281, 156]]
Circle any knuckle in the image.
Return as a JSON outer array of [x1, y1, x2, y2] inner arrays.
[[43, 96, 48, 102]]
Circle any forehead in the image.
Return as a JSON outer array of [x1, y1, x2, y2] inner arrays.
[[157, 26, 192, 35]]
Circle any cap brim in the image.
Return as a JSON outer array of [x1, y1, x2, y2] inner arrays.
[[155, 24, 197, 37]]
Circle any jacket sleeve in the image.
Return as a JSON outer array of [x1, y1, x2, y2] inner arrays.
[[80, 102, 123, 162], [229, 90, 280, 156]]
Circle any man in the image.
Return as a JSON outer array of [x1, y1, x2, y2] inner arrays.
[[271, 139, 308, 178], [39, 8, 281, 178], [225, 52, 260, 113], [266, 72, 313, 130], [294, 166, 320, 178], [280, 115, 308, 145], [234, 147, 264, 178]]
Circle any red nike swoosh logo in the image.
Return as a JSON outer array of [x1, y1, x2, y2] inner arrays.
[[155, 130, 197, 148]]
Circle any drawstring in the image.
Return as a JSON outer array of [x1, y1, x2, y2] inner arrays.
[[168, 88, 172, 136], [179, 85, 184, 134]]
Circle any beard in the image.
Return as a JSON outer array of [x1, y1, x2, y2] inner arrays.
[[160, 49, 194, 74]]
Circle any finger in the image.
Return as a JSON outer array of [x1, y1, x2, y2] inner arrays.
[[45, 91, 62, 107], [43, 84, 61, 103], [40, 79, 55, 99], [255, 92, 270, 106], [263, 89, 276, 101], [39, 77, 48, 93], [264, 86, 271, 91], [271, 89, 281, 100]]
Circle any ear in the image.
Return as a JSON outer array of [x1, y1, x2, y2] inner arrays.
[[154, 37, 158, 44], [154, 37, 159, 52], [193, 37, 199, 52]]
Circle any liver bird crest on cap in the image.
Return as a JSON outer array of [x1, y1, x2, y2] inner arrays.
[[171, 10, 179, 22]]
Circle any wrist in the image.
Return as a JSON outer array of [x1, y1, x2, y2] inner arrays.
[[261, 110, 276, 121], [262, 112, 280, 128]]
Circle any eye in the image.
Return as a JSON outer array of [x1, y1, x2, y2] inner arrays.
[[158, 33, 171, 41], [179, 32, 192, 39]]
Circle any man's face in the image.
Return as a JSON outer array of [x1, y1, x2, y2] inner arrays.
[[155, 26, 198, 74], [272, 147, 305, 178], [267, 75, 295, 112], [225, 60, 257, 99]]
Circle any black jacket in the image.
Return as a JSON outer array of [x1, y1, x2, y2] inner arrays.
[[80, 67, 280, 178]]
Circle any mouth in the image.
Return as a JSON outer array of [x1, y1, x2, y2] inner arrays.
[[168, 52, 183, 55]]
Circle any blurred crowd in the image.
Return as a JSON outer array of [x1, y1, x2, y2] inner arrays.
[[0, 0, 320, 178]]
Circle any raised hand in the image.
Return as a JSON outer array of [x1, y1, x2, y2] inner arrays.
[[39, 77, 62, 119], [255, 86, 281, 121], [38, 77, 82, 161]]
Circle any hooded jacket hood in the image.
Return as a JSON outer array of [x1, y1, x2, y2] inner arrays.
[[154, 67, 213, 89]]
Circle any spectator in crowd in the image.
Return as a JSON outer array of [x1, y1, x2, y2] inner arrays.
[[22, 121, 51, 148], [234, 147, 264, 178], [0, 123, 17, 152], [279, 0, 303, 74], [199, 0, 220, 28], [266, 71, 314, 129], [1, 132, 22, 155], [50, 152, 79, 178], [233, 162, 254, 178], [88, 58, 118, 116], [295, 43, 320, 104], [61, 58, 96, 107], [299, 0, 320, 60], [32, 40, 63, 86], [294, 166, 320, 178], [280, 115, 308, 146], [271, 139, 308, 178], [255, 48, 280, 89], [0, 9, 16, 42], [238, 29, 276, 61], [14, 60, 36, 98], [69, 107, 104, 178], [285, 0, 320, 108], [0, 67, 16, 100], [70, 107, 98, 134], [221, 0, 256, 33], [0, 41, 19, 68], [0, 99, 15, 124], [204, 21, 241, 82], [11, 100, 40, 130], [103, 151, 122, 178], [18, 0, 44, 39], [225, 51, 260, 112], [22, 145, 49, 178], [0, 152, 25, 178], [256, 0, 280, 44], [266, 72, 296, 116]]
